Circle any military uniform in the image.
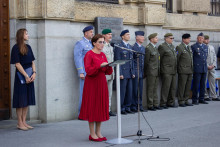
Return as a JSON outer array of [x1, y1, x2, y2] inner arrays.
[[145, 42, 160, 109], [131, 42, 145, 111], [158, 42, 177, 107], [102, 42, 114, 112], [114, 40, 134, 112], [176, 42, 193, 105], [191, 42, 208, 103], [74, 37, 93, 114]]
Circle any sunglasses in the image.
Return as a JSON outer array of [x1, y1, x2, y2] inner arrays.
[[169, 37, 174, 40], [97, 41, 105, 44]]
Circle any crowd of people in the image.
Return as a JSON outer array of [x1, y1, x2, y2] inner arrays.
[[73, 26, 220, 141], [10, 26, 220, 141]]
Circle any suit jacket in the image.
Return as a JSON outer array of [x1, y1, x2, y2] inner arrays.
[[158, 42, 177, 74], [176, 42, 193, 74], [207, 44, 217, 68], [114, 41, 134, 79], [132, 42, 145, 78], [191, 42, 208, 73], [102, 42, 114, 81], [144, 43, 160, 77]]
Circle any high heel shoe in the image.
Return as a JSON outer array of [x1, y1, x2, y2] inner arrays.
[[99, 137, 107, 141], [89, 135, 102, 142], [17, 125, 28, 131]]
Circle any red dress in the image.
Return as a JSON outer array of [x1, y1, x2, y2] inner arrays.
[[79, 50, 113, 122]]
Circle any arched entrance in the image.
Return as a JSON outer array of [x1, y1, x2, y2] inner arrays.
[[0, 0, 10, 120]]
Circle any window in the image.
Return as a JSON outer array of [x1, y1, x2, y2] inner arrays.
[[209, 0, 220, 16], [163, 0, 173, 13], [80, 0, 118, 4]]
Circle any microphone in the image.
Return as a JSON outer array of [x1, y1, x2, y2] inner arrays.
[[114, 44, 145, 55]]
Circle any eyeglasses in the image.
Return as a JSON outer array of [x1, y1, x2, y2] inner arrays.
[[97, 41, 105, 44], [169, 37, 174, 40]]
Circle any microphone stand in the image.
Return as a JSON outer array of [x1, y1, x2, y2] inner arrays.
[[114, 44, 145, 144]]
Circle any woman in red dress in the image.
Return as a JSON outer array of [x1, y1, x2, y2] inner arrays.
[[78, 34, 113, 142]]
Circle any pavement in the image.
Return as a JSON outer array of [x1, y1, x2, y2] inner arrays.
[[0, 100, 220, 147]]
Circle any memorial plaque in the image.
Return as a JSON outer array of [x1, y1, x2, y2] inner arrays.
[[95, 17, 123, 44]]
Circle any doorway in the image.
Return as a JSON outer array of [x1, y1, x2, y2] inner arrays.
[[0, 0, 10, 120]]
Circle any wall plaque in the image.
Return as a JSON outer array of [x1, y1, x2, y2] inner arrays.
[[95, 17, 123, 44]]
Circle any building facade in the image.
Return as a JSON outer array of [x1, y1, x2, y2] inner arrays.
[[0, 0, 220, 122]]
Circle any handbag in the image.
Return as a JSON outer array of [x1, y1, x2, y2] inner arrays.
[[17, 67, 33, 84]]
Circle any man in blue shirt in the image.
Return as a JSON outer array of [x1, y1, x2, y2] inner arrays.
[[114, 29, 135, 115], [74, 26, 94, 115], [131, 31, 146, 112], [191, 32, 209, 105]]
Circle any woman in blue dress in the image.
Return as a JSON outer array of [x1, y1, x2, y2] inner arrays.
[[10, 28, 36, 131]]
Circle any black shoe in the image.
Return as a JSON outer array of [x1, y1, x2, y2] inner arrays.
[[185, 103, 193, 106], [154, 106, 163, 110], [212, 98, 220, 101], [192, 101, 199, 105], [140, 108, 148, 112], [162, 106, 168, 109], [167, 104, 177, 108], [109, 111, 116, 116], [121, 111, 127, 115], [148, 107, 156, 111], [205, 98, 211, 101], [131, 109, 138, 112], [125, 110, 135, 114], [179, 104, 186, 107], [199, 100, 208, 104]]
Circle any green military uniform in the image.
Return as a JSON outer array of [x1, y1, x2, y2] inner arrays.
[[176, 42, 193, 105], [144, 43, 160, 109], [158, 42, 177, 107]]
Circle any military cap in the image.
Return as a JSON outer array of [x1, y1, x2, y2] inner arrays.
[[164, 33, 173, 37], [102, 29, 112, 35], [83, 25, 94, 33], [182, 33, 191, 39], [120, 29, 129, 37], [148, 33, 158, 40], [198, 32, 204, 37], [135, 31, 145, 36], [204, 35, 209, 40]]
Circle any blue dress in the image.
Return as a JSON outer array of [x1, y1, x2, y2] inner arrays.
[[10, 44, 36, 108]]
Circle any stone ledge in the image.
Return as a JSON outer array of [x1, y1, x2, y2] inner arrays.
[[177, 0, 210, 14], [164, 13, 220, 31]]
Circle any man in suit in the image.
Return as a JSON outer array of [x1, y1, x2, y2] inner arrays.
[[204, 35, 220, 101], [158, 33, 177, 109], [191, 32, 208, 105], [114, 29, 135, 114], [102, 29, 117, 116], [144, 33, 162, 111], [176, 34, 193, 107], [74, 26, 94, 115], [131, 31, 146, 112]]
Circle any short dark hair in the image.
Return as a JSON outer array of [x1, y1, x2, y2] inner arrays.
[[91, 34, 104, 46]]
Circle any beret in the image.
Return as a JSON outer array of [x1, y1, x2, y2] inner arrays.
[[120, 29, 129, 37], [102, 29, 112, 35], [135, 31, 145, 36], [83, 26, 94, 33], [204, 35, 209, 40], [148, 33, 158, 40], [164, 33, 173, 37], [182, 33, 191, 39], [198, 32, 204, 37]]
